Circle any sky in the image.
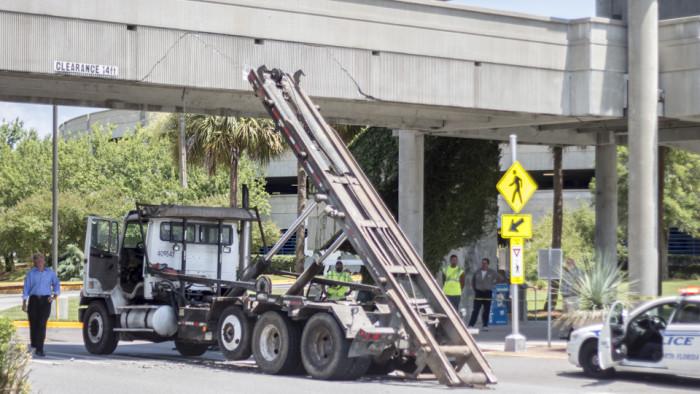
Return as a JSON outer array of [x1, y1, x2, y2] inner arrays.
[[0, 1, 596, 137]]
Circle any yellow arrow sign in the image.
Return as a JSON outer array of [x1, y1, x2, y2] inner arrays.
[[501, 214, 532, 239], [497, 161, 538, 213], [510, 237, 525, 284]]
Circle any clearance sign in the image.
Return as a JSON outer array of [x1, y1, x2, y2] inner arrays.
[[54, 61, 119, 77]]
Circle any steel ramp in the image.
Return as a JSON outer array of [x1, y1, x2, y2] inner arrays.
[[248, 67, 496, 387]]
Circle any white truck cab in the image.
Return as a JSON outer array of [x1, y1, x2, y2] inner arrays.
[[80, 203, 257, 357], [568, 289, 700, 379]]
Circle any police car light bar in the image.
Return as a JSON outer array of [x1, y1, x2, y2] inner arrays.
[[680, 287, 700, 296]]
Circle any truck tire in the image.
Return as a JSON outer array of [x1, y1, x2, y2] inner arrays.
[[301, 313, 358, 380], [217, 306, 253, 360], [175, 340, 209, 357], [83, 301, 119, 355], [252, 311, 303, 375], [579, 340, 615, 379]]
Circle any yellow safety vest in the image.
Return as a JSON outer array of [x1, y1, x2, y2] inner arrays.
[[442, 266, 463, 296], [326, 270, 352, 300]]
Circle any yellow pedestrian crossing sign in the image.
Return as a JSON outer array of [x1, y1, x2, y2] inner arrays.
[[497, 161, 538, 213], [501, 214, 532, 239]]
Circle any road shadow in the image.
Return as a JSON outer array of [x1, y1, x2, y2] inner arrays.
[[40, 343, 447, 388], [557, 370, 700, 391]]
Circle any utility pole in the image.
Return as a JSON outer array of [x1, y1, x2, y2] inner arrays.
[[179, 112, 187, 188], [179, 89, 188, 188], [52, 105, 59, 268]]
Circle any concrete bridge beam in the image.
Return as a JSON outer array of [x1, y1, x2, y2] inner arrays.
[[595, 130, 618, 266], [397, 129, 425, 258], [627, 0, 659, 298]]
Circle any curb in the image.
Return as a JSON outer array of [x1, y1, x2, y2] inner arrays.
[[13, 321, 82, 329], [482, 350, 567, 360], [481, 346, 568, 360]]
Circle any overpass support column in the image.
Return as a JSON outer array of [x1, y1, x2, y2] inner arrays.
[[628, 0, 659, 298], [397, 129, 424, 257], [595, 131, 617, 266]]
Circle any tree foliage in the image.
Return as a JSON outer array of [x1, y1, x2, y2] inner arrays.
[[349, 128, 500, 271], [163, 114, 284, 207], [614, 146, 700, 238], [0, 119, 276, 261], [525, 207, 596, 283], [56, 244, 85, 281]]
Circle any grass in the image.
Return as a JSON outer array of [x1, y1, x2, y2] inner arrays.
[[524, 278, 700, 317], [0, 297, 80, 322], [661, 279, 699, 295]]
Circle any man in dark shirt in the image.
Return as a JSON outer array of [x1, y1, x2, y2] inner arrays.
[[468, 258, 497, 330]]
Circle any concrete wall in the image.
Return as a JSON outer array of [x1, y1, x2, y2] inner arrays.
[[264, 150, 297, 178], [60, 110, 151, 138], [500, 190, 593, 224], [660, 16, 700, 122], [500, 145, 595, 171]]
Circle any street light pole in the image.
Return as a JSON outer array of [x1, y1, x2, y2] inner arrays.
[[52, 104, 59, 269]]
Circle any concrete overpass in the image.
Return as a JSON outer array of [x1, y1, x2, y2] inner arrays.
[[1, 0, 698, 297], [0, 0, 630, 144]]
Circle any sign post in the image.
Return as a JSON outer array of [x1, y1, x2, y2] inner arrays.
[[537, 248, 562, 348], [503, 135, 528, 352]]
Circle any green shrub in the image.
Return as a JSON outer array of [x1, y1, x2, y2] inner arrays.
[[558, 259, 631, 328], [56, 244, 85, 281], [0, 317, 31, 393], [253, 255, 296, 272]]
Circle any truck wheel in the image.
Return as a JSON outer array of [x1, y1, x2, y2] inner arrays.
[[83, 301, 119, 355], [217, 306, 252, 360], [301, 313, 357, 380], [580, 340, 615, 379], [175, 341, 209, 357], [253, 311, 303, 375]]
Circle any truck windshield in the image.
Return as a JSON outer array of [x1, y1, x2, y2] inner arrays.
[[123, 222, 144, 248]]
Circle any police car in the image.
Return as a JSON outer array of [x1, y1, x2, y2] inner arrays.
[[567, 287, 700, 379]]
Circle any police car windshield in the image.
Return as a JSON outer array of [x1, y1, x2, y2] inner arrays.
[[674, 302, 700, 324], [638, 302, 677, 322]]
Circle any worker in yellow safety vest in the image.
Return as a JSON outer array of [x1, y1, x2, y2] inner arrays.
[[325, 260, 353, 300], [441, 254, 465, 311]]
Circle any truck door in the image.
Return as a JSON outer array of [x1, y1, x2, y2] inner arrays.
[[664, 301, 700, 375], [599, 301, 625, 370], [83, 216, 120, 294]]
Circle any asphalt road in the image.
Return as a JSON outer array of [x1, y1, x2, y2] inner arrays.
[[0, 291, 80, 312], [19, 328, 700, 394]]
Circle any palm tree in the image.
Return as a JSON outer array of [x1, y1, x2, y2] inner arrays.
[[178, 115, 284, 207]]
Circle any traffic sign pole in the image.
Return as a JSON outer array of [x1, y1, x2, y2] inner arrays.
[[505, 134, 527, 352], [547, 248, 552, 348]]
